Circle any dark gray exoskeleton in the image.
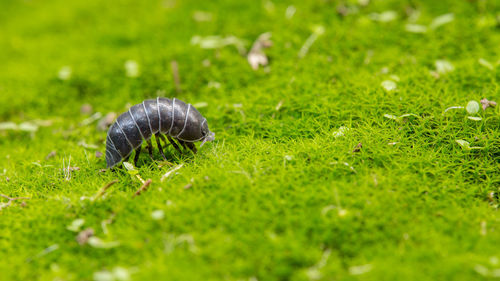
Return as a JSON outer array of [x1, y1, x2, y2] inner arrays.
[[105, 97, 215, 168]]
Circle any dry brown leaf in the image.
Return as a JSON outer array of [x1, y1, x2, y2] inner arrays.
[[76, 228, 94, 245], [480, 98, 497, 110]]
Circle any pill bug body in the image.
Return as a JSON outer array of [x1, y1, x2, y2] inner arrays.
[[105, 97, 215, 168]]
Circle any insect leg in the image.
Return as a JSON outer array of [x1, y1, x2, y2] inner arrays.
[[184, 141, 197, 153], [133, 145, 142, 166], [177, 139, 188, 150], [146, 139, 154, 159], [167, 136, 183, 154], [155, 133, 167, 160]]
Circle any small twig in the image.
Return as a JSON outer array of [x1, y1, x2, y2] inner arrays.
[[160, 163, 184, 182], [171, 60, 181, 93], [0, 194, 31, 210], [92, 179, 119, 201], [133, 179, 152, 197]]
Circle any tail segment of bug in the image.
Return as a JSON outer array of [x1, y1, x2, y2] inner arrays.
[[105, 98, 214, 168]]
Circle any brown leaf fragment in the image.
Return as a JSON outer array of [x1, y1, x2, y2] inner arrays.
[[6, 177, 9, 182], [80, 104, 93, 115], [480, 98, 497, 110], [45, 151, 57, 160], [95, 151, 103, 158], [99, 169, 108, 173], [97, 112, 117, 132], [353, 142, 362, 153], [76, 228, 94, 245], [133, 179, 152, 197], [184, 183, 193, 189], [248, 32, 272, 70], [68, 167, 80, 172]]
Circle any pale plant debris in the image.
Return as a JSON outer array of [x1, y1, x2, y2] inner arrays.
[[480, 98, 497, 110], [164, 233, 198, 254], [124, 60, 139, 77], [95, 151, 103, 158], [76, 228, 95, 245], [28, 244, 59, 262], [192, 10, 212, 22], [381, 80, 397, 92], [171, 60, 181, 93], [62, 156, 78, 181], [78, 140, 99, 149], [193, 101, 208, 108], [353, 142, 362, 153], [285, 5, 296, 19], [474, 264, 500, 278], [88, 236, 120, 249], [429, 13, 454, 29], [435, 60, 454, 74], [388, 142, 398, 145], [363, 50, 374, 64], [405, 23, 427, 33], [478, 58, 495, 70], [389, 74, 400, 82], [161, 163, 184, 182], [443, 106, 464, 113], [0, 120, 51, 133], [370, 11, 398, 22], [384, 113, 421, 123], [58, 66, 72, 80], [94, 267, 135, 281], [45, 150, 57, 160], [466, 100, 480, 115], [455, 139, 483, 150], [330, 161, 356, 173], [92, 179, 119, 201], [191, 35, 247, 55], [0, 194, 30, 210], [247, 32, 272, 70], [467, 116, 482, 121], [123, 162, 146, 184], [336, 4, 359, 17], [480, 220, 487, 236], [81, 112, 103, 126], [67, 218, 85, 232], [133, 178, 153, 197], [207, 81, 221, 89], [349, 264, 373, 275], [263, 0, 275, 13], [298, 25, 325, 59], [97, 112, 117, 131], [321, 205, 348, 217], [271, 100, 284, 118], [183, 183, 193, 189], [151, 209, 165, 220], [101, 213, 116, 235], [305, 249, 331, 280], [332, 126, 349, 138]]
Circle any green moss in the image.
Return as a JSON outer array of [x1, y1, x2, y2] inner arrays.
[[0, 0, 499, 280]]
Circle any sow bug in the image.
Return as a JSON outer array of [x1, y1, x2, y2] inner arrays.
[[105, 97, 215, 168]]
